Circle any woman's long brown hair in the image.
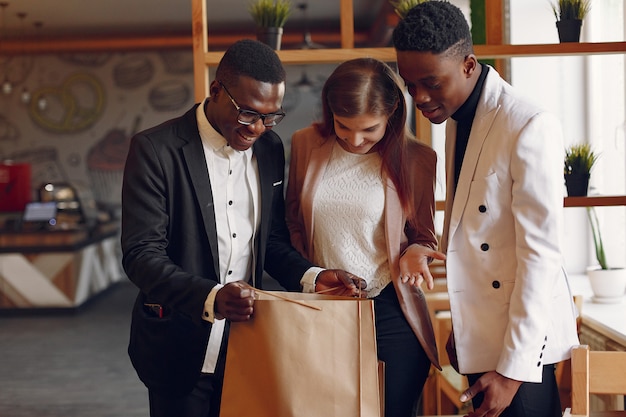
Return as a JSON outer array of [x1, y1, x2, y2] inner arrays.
[[314, 57, 418, 224]]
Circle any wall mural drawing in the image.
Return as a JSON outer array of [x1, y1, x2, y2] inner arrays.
[[0, 55, 34, 91], [58, 53, 112, 67], [159, 51, 193, 74], [149, 80, 190, 112], [6, 147, 69, 187], [87, 115, 141, 207], [113, 56, 154, 89], [28, 72, 105, 134], [0, 115, 19, 142]]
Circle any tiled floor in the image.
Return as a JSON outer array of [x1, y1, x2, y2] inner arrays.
[[0, 281, 148, 417]]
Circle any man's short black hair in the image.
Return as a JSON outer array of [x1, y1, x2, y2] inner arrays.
[[216, 39, 286, 86], [392, 1, 473, 59]]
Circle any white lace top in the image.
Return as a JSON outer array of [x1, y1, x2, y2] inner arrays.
[[312, 141, 391, 297]]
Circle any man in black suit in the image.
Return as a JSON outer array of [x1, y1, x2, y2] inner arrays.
[[121, 39, 364, 417]]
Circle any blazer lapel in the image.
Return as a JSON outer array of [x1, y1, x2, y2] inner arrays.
[[443, 70, 501, 251], [301, 139, 334, 256], [441, 120, 457, 252], [254, 139, 272, 248], [180, 111, 220, 278], [384, 176, 403, 279]]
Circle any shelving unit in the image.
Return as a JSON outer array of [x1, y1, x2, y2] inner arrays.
[[191, 0, 626, 100], [191, 0, 626, 210]]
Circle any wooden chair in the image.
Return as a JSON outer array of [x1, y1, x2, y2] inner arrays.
[[563, 345, 626, 417], [434, 310, 471, 415], [556, 295, 584, 410], [422, 285, 470, 415], [421, 291, 452, 415]]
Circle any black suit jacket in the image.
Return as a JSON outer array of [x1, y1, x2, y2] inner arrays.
[[121, 104, 313, 396]]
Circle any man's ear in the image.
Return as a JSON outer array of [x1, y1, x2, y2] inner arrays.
[[463, 54, 479, 78], [209, 80, 221, 98]]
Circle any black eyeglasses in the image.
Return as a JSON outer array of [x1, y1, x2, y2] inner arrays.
[[218, 81, 286, 127]]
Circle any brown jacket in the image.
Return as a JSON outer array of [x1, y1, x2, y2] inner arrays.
[[285, 126, 441, 369]]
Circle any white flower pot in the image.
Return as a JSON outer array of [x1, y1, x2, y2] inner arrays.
[[586, 267, 626, 303]]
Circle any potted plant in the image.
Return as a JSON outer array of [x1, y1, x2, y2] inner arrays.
[[585, 206, 626, 302], [564, 143, 597, 196], [248, 0, 291, 50], [551, 0, 591, 43], [388, 0, 427, 18]]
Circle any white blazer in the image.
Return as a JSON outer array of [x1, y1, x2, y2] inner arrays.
[[440, 68, 579, 383]]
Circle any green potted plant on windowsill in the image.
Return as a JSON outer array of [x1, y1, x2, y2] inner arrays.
[[551, 0, 591, 43], [388, 0, 427, 18], [585, 206, 626, 302], [564, 143, 597, 196], [248, 0, 291, 50]]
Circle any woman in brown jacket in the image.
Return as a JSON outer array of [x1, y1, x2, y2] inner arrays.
[[285, 57, 445, 417]]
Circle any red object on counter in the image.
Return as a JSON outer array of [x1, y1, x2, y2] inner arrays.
[[0, 162, 32, 212]]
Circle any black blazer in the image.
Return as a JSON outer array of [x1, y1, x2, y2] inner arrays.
[[121, 104, 313, 396]]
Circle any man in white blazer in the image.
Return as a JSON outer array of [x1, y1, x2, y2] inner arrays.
[[393, 2, 580, 417]]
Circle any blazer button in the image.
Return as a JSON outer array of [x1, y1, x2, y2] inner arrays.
[[480, 243, 489, 251], [492, 280, 501, 289], [479, 204, 487, 213]]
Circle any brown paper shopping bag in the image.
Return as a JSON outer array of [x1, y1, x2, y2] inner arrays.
[[220, 291, 381, 417]]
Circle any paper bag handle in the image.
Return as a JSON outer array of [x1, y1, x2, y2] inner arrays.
[[248, 286, 322, 311]]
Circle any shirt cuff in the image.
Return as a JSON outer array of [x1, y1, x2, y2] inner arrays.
[[301, 266, 324, 293], [203, 284, 224, 323]]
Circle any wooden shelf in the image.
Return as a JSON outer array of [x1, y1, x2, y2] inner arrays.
[[435, 196, 626, 212], [202, 42, 626, 66], [204, 48, 396, 66], [564, 195, 626, 207], [475, 41, 626, 59]]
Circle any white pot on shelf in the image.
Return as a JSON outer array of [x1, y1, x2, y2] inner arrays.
[[586, 267, 626, 303]]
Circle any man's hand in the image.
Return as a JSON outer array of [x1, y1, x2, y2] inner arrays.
[[315, 269, 367, 297], [215, 281, 256, 322], [461, 371, 523, 417], [398, 244, 446, 290]]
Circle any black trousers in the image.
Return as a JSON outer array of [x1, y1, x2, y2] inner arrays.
[[148, 325, 229, 417], [374, 284, 432, 417], [467, 364, 562, 417], [149, 373, 221, 417]]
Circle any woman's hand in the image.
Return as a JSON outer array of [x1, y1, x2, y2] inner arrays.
[[315, 269, 368, 297], [398, 244, 446, 290]]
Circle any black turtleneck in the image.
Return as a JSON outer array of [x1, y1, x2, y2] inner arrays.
[[451, 63, 489, 189]]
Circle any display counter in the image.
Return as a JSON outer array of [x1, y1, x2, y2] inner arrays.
[[0, 221, 122, 310], [569, 274, 626, 351], [561, 274, 625, 412]]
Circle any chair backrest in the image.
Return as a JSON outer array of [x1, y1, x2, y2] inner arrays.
[[569, 345, 626, 416]]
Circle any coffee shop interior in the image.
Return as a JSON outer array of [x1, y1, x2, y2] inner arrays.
[[0, 0, 625, 416]]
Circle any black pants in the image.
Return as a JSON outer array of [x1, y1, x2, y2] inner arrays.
[[467, 364, 562, 417], [149, 325, 229, 417], [149, 373, 221, 417], [374, 284, 431, 417]]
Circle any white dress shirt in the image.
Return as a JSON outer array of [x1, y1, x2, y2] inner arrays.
[[194, 100, 321, 373], [196, 100, 259, 373]]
